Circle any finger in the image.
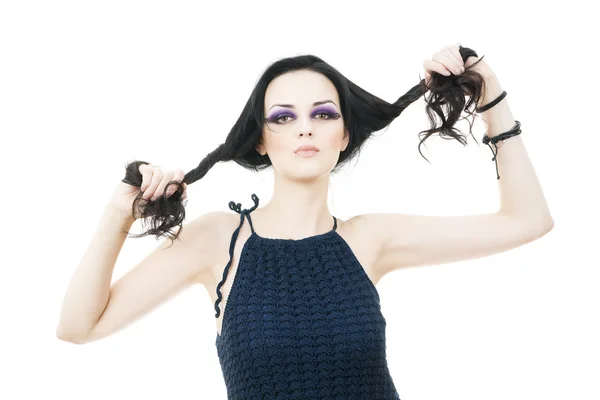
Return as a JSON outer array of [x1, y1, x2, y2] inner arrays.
[[139, 163, 154, 192], [173, 168, 185, 182], [443, 44, 464, 71], [464, 55, 480, 69], [448, 44, 464, 69], [180, 182, 188, 201], [438, 49, 463, 74], [432, 53, 461, 75], [424, 70, 431, 84], [166, 169, 185, 197], [152, 171, 175, 201], [424, 59, 451, 76], [143, 169, 163, 200]]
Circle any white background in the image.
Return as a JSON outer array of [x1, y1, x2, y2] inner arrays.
[[1, 1, 598, 399]]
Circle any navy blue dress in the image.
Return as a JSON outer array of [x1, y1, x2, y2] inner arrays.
[[214, 194, 401, 399]]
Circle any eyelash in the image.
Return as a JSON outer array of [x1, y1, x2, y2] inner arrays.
[[266, 111, 341, 124]]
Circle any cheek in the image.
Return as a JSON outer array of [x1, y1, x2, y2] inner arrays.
[[260, 133, 289, 160], [324, 134, 341, 149], [267, 135, 287, 152], [323, 126, 346, 150]]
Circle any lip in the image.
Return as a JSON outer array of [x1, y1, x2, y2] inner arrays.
[[295, 149, 319, 157], [294, 144, 320, 153]]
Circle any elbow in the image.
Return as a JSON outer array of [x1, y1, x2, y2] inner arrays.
[[529, 219, 554, 240], [507, 213, 554, 238], [539, 218, 554, 235]]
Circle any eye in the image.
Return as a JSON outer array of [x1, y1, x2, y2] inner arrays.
[[276, 115, 292, 123], [315, 112, 341, 120], [266, 114, 294, 124], [315, 112, 330, 119]]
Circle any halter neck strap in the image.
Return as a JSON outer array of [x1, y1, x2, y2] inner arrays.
[[228, 193, 259, 234], [215, 193, 260, 318]]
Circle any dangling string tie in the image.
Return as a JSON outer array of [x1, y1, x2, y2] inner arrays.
[[215, 194, 260, 318]]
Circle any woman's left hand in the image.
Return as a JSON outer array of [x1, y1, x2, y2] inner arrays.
[[423, 43, 495, 85]]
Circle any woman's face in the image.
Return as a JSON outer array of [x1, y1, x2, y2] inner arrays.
[[257, 70, 349, 180]]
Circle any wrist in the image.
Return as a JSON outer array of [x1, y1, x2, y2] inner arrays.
[[478, 75, 503, 109], [103, 205, 136, 228]]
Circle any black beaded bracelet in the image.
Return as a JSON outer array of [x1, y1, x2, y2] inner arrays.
[[482, 120, 522, 180]]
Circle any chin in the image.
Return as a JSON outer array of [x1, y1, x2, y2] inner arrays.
[[287, 165, 332, 180]]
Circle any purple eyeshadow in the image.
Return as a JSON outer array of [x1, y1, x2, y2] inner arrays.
[[313, 106, 338, 115], [267, 105, 339, 120], [271, 111, 295, 119]]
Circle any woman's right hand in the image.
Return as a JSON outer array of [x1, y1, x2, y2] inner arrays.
[[108, 164, 187, 220]]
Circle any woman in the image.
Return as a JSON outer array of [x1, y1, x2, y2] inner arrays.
[[56, 44, 553, 399]]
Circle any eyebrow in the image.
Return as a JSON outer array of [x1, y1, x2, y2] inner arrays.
[[268, 100, 337, 112]]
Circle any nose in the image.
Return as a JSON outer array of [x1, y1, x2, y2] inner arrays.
[[297, 115, 313, 136]]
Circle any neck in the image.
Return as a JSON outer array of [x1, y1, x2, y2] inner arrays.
[[259, 171, 333, 240]]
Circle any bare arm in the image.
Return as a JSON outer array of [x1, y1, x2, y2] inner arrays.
[[56, 207, 222, 344]]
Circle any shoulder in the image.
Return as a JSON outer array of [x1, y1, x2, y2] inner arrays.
[[342, 214, 377, 241], [345, 214, 386, 248], [186, 210, 241, 249], [181, 211, 232, 282], [335, 215, 386, 285], [189, 209, 252, 286], [186, 210, 229, 237], [188, 209, 244, 252]]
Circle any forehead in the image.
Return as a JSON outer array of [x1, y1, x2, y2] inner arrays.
[[264, 70, 339, 111]]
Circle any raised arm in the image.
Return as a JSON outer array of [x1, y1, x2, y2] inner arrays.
[[56, 206, 222, 344]]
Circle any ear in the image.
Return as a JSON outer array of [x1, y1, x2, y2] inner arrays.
[[256, 142, 266, 156], [341, 128, 350, 152]]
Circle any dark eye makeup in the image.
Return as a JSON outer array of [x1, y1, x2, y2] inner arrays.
[[265, 108, 341, 124]]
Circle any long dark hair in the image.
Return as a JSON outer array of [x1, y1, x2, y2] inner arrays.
[[121, 45, 488, 244]]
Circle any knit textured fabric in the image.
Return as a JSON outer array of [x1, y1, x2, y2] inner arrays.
[[214, 194, 401, 399]]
